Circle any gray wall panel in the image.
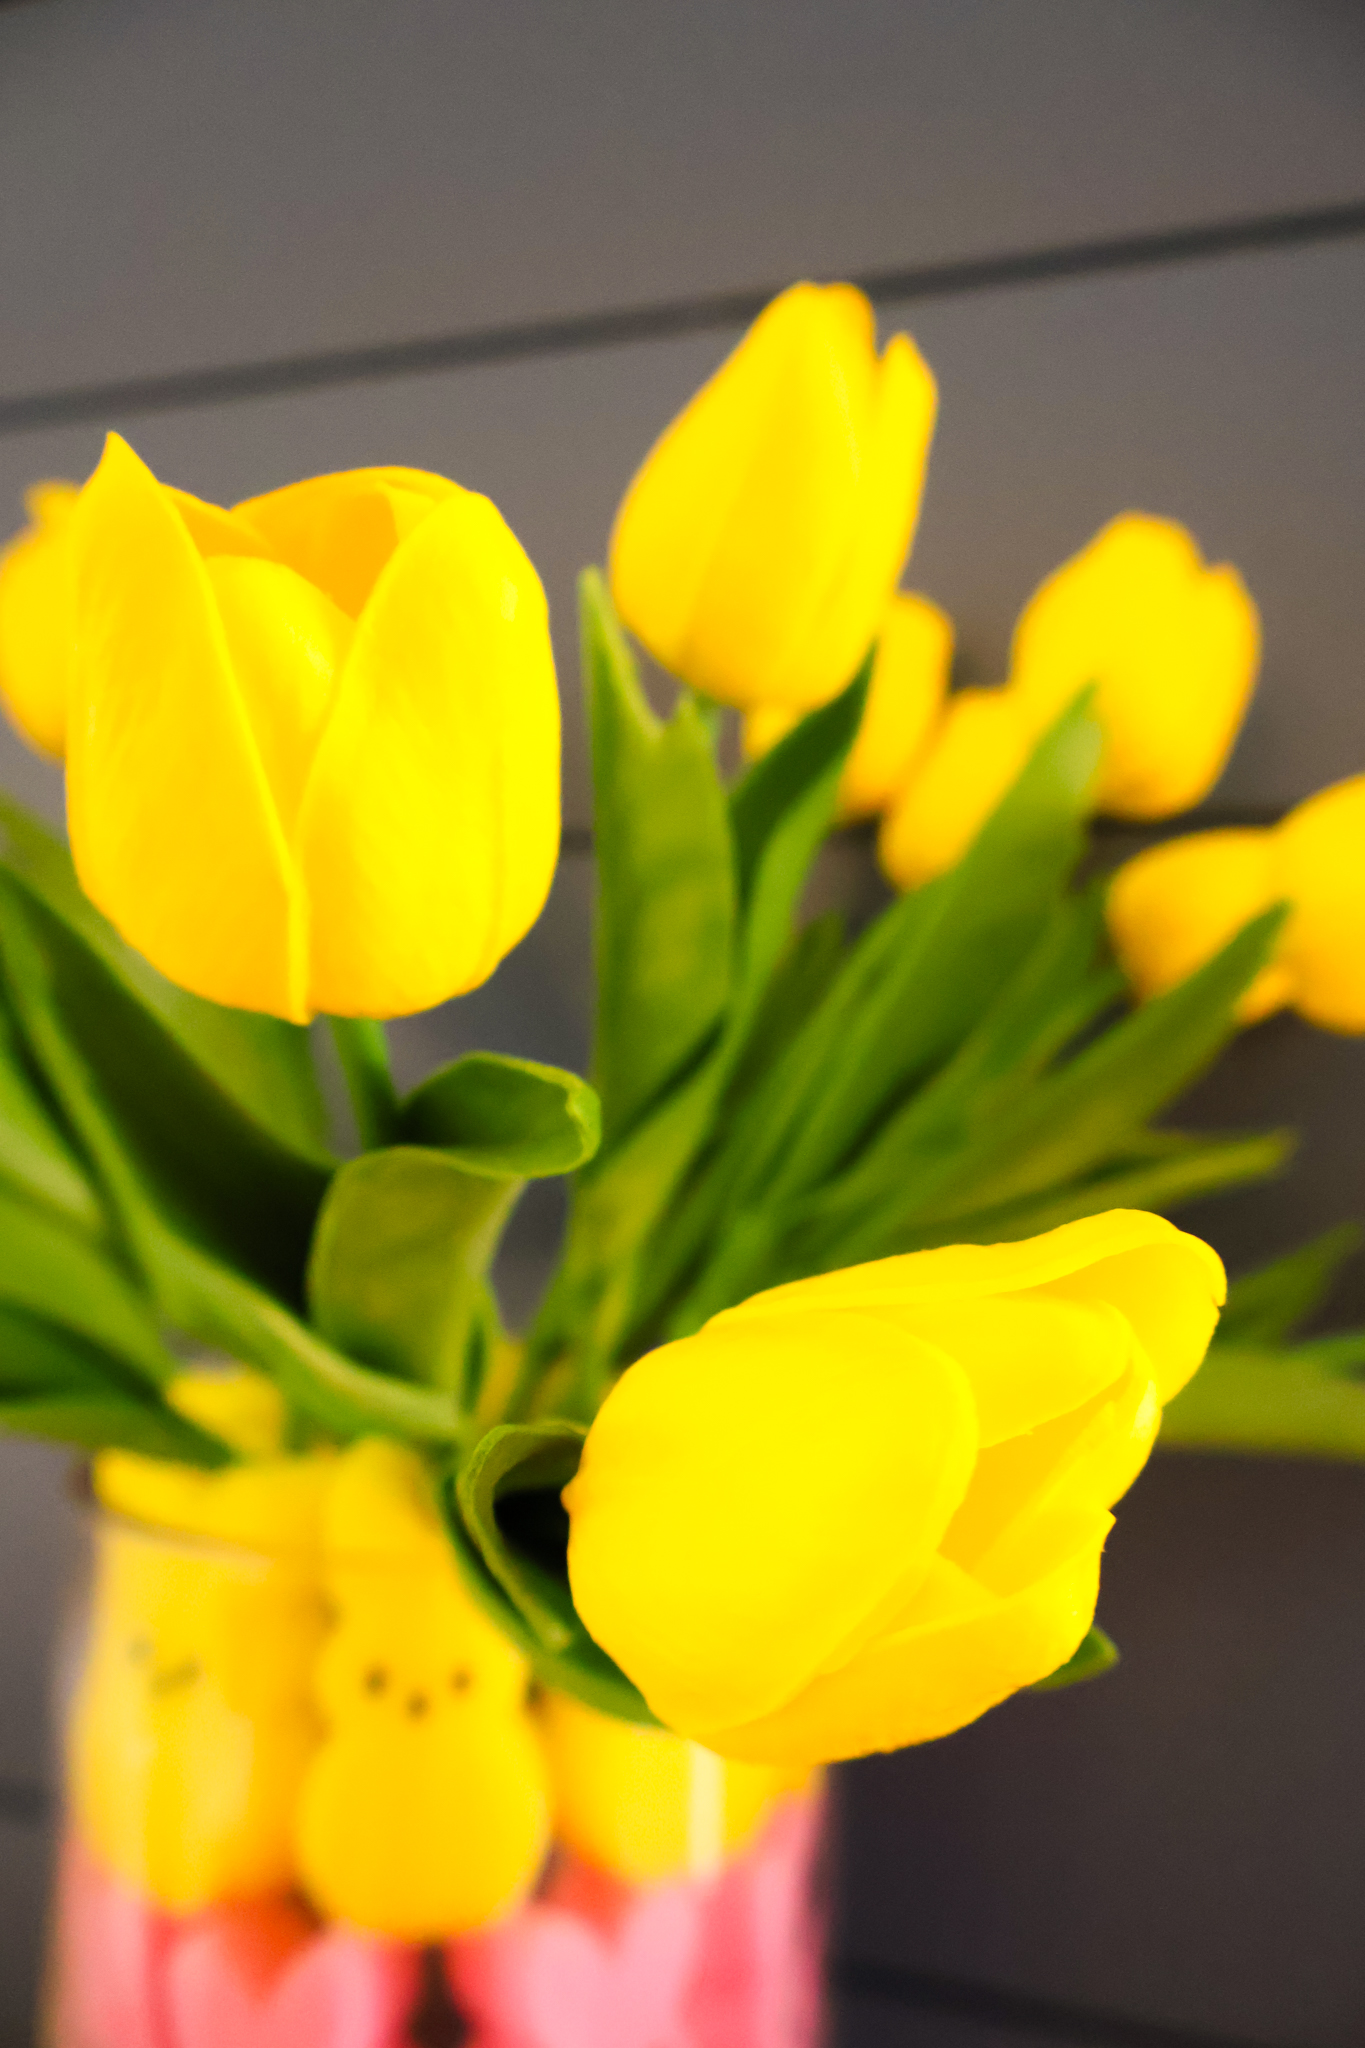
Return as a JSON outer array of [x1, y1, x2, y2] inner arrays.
[[837, 1455, 1365, 2046], [3, 237, 1363, 825], [2, 1, 1364, 401], [0, 1440, 81, 1795], [0, 1817, 53, 2045]]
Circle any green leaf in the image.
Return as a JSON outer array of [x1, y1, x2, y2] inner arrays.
[[443, 1506, 658, 1724], [0, 1303, 230, 1466], [0, 1395, 228, 1464], [581, 571, 735, 1150], [0, 1185, 177, 1392], [328, 1017, 399, 1149], [157, 1243, 472, 1446], [307, 1149, 519, 1394], [781, 888, 1120, 1267], [867, 1128, 1289, 1263], [0, 797, 329, 1157], [1031, 1626, 1119, 1691], [1161, 1335, 1365, 1460], [752, 689, 1101, 1206], [442, 1429, 657, 1724], [0, 887, 468, 1445], [721, 909, 846, 1112], [399, 1054, 601, 1177], [0, 993, 102, 1234], [872, 906, 1287, 1237], [1218, 1226, 1363, 1345], [644, 694, 1103, 1330], [0, 873, 330, 1307], [726, 659, 869, 1042], [455, 1421, 586, 1650]]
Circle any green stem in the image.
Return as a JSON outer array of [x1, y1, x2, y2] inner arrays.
[[328, 1017, 399, 1149]]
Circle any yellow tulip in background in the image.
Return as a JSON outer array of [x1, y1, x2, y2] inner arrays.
[[875, 513, 1260, 890], [566, 1212, 1224, 1765], [879, 685, 1034, 890], [62, 434, 560, 1021], [1010, 514, 1260, 820], [0, 480, 79, 759], [610, 282, 938, 711], [744, 589, 953, 821], [1108, 774, 1365, 1034]]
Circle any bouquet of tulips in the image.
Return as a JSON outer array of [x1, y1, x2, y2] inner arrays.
[[2, 283, 1364, 2005]]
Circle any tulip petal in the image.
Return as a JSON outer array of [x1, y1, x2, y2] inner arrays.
[[682, 286, 870, 704], [66, 435, 305, 1019], [235, 468, 457, 617], [611, 284, 884, 708], [721, 1212, 1225, 1408], [1106, 829, 1288, 1020], [203, 558, 353, 836], [768, 331, 938, 708], [943, 1361, 1160, 1576], [1044, 1249, 1223, 1404], [838, 591, 952, 820], [1009, 514, 1260, 821], [723, 1209, 1222, 1317], [565, 1312, 977, 1737], [878, 687, 1034, 888], [1274, 775, 1365, 1034], [0, 481, 78, 759], [167, 489, 278, 563], [872, 1294, 1133, 1446], [610, 285, 837, 688], [709, 1533, 1106, 1764], [297, 486, 559, 1018]]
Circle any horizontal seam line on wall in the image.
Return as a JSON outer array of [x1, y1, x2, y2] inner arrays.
[[557, 806, 1286, 856], [2, 197, 1364, 437], [832, 1957, 1281, 2048]]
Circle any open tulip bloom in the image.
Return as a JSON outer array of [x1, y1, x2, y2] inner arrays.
[[1, 282, 1364, 1772]]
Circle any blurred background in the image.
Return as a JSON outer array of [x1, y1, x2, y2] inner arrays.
[[2, 2, 1365, 2040]]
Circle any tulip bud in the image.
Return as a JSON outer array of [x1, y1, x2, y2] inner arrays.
[[0, 481, 80, 758], [565, 1212, 1223, 1764], [744, 591, 953, 823], [609, 283, 937, 712], [877, 686, 1034, 888], [66, 435, 560, 1023], [1108, 775, 1365, 1033], [1106, 829, 1288, 1024], [1009, 513, 1260, 819]]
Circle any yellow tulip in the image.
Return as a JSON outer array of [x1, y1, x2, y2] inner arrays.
[[878, 687, 1035, 888], [743, 591, 953, 822], [66, 434, 560, 1021], [566, 1212, 1223, 1765], [1008, 513, 1260, 820], [295, 1439, 550, 1939], [538, 1689, 811, 1885], [609, 283, 937, 712], [0, 481, 79, 758], [1107, 775, 1365, 1033]]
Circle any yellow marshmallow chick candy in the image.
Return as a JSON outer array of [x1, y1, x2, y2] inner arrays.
[[296, 1439, 550, 1941], [539, 1689, 812, 1886], [71, 1384, 331, 1913]]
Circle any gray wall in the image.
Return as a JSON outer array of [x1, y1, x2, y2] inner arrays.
[[2, 3, 1365, 2041]]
